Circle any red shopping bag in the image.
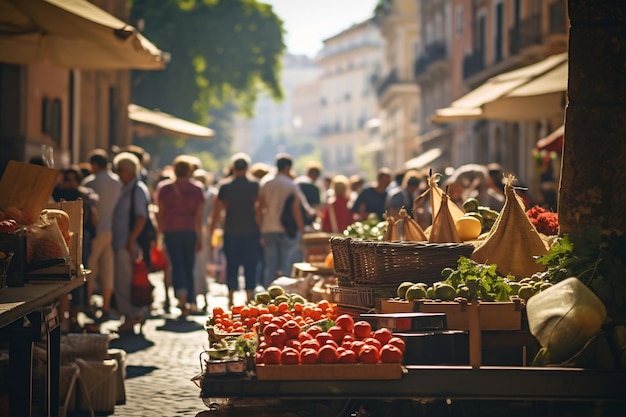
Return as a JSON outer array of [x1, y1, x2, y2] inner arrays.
[[131, 258, 154, 307], [150, 244, 168, 272]]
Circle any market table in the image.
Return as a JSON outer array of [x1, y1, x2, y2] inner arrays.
[[0, 274, 86, 417], [201, 365, 626, 402]]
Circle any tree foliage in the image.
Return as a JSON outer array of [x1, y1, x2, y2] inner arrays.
[[130, 0, 286, 126]]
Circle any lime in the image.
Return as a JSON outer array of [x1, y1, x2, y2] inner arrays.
[[397, 281, 415, 299], [518, 285, 535, 301], [426, 287, 437, 299], [405, 285, 427, 301], [463, 197, 479, 213], [274, 294, 290, 304], [435, 284, 457, 301], [539, 282, 553, 291], [255, 292, 271, 305], [267, 285, 285, 299], [456, 286, 471, 299]]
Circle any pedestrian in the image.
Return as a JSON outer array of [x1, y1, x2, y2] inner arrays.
[[294, 161, 323, 231], [192, 168, 215, 313], [81, 148, 122, 323], [111, 152, 150, 334], [385, 169, 422, 218], [209, 153, 261, 306], [352, 168, 392, 221], [257, 153, 304, 287], [155, 155, 205, 319], [320, 175, 353, 233]]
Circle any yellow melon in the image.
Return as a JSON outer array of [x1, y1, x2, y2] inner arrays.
[[455, 216, 482, 241]]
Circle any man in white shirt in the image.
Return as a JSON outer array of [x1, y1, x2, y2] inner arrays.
[[257, 154, 304, 288]]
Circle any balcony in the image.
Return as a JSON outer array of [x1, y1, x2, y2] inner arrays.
[[414, 42, 448, 77], [463, 48, 485, 80], [549, 0, 567, 35], [509, 14, 543, 56], [376, 69, 399, 97]]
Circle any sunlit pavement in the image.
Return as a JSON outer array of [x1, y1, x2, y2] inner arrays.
[[91, 271, 249, 417]]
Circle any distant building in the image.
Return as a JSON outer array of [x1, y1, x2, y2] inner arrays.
[[233, 54, 320, 164], [317, 18, 384, 177]]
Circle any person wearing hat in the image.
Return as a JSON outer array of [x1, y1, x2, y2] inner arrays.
[[209, 153, 261, 306]]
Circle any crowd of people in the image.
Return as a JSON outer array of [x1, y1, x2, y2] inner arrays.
[[41, 145, 541, 336]]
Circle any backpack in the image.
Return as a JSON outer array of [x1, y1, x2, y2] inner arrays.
[[280, 194, 298, 238]]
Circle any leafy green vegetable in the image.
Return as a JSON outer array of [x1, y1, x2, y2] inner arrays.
[[343, 218, 387, 240], [536, 227, 626, 321], [441, 256, 512, 301]]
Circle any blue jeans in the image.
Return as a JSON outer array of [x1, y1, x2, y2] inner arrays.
[[223, 233, 261, 291], [164, 231, 197, 299], [262, 231, 299, 287]]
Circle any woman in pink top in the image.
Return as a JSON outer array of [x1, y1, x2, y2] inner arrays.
[[321, 175, 354, 233], [156, 156, 205, 318]]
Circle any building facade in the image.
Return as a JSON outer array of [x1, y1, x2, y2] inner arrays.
[[316, 18, 384, 178]]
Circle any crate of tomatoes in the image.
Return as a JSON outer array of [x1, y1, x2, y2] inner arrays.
[[255, 313, 405, 380]]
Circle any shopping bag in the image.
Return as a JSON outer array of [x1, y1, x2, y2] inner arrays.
[[131, 258, 154, 307], [150, 244, 168, 272]]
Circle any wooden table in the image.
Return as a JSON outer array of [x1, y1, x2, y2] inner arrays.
[[201, 365, 626, 402], [0, 275, 86, 417]]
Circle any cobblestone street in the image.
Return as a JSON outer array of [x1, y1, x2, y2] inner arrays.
[[96, 271, 245, 417]]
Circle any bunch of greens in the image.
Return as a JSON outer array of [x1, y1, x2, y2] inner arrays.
[[441, 256, 513, 301], [536, 227, 626, 322], [343, 214, 387, 240]]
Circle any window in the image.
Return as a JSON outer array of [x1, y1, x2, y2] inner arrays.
[[50, 99, 62, 142], [455, 6, 464, 36], [41, 98, 50, 134]]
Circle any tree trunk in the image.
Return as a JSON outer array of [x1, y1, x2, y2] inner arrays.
[[559, 0, 626, 235]]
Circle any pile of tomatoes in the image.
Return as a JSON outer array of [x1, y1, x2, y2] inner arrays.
[[255, 313, 405, 365], [209, 299, 339, 335]]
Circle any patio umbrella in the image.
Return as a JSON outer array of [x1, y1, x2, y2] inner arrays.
[[0, 0, 166, 70]]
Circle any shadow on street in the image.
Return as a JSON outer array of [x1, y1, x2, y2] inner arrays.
[[125, 364, 159, 379], [157, 318, 204, 333], [110, 333, 155, 353]]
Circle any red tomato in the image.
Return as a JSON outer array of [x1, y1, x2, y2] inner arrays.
[[350, 341, 366, 356], [282, 320, 301, 339], [261, 347, 282, 365], [358, 344, 380, 364], [301, 339, 321, 351], [297, 332, 313, 343], [300, 348, 319, 364], [327, 326, 346, 343], [269, 329, 288, 347], [314, 332, 333, 346], [281, 347, 301, 365], [285, 339, 302, 351], [271, 316, 287, 327], [254, 352, 264, 365], [373, 328, 393, 346], [353, 321, 372, 339], [337, 350, 358, 364], [363, 337, 382, 351], [334, 314, 355, 332], [324, 339, 339, 349], [263, 323, 280, 341], [212, 307, 225, 317], [379, 345, 403, 363], [342, 333, 355, 344], [387, 337, 407, 353], [306, 325, 323, 338], [317, 345, 339, 364], [341, 340, 353, 350]]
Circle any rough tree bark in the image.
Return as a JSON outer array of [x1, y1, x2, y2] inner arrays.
[[559, 0, 626, 235]]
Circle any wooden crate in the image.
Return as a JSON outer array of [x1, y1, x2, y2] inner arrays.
[[379, 299, 523, 331], [256, 363, 403, 380]]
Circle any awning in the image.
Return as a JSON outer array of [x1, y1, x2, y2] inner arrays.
[[535, 125, 564, 153], [0, 0, 167, 70], [404, 148, 443, 170], [432, 53, 567, 123], [128, 104, 215, 139], [482, 61, 567, 121]]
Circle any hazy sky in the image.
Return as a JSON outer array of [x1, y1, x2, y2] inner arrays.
[[262, 0, 379, 57]]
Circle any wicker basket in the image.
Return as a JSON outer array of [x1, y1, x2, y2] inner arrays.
[[330, 285, 396, 308], [350, 240, 474, 286], [329, 236, 354, 286]]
